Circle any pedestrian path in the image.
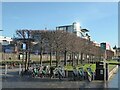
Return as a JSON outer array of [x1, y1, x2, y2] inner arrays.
[[1, 67, 118, 88]]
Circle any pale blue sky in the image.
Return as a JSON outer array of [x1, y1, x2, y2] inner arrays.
[[2, 2, 118, 47]]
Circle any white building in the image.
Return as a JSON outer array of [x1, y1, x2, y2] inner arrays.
[[93, 41, 100, 47], [56, 22, 89, 39], [0, 36, 13, 45]]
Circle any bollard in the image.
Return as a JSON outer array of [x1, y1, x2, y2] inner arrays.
[[5, 64, 7, 78], [19, 64, 22, 75]]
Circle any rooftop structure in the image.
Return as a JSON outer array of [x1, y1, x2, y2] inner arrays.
[[56, 22, 89, 39]]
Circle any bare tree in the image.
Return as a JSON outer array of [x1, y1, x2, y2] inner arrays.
[[16, 29, 114, 70], [46, 31, 55, 66], [16, 30, 33, 71], [31, 30, 48, 65]]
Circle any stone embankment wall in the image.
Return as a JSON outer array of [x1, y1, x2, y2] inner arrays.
[[108, 65, 118, 80]]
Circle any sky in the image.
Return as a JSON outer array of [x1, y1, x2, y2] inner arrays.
[[1, 2, 118, 47]]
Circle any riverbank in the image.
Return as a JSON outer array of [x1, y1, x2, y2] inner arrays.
[[108, 65, 118, 80]]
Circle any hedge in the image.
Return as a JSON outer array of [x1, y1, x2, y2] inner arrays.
[[0, 60, 23, 65], [0, 60, 57, 66]]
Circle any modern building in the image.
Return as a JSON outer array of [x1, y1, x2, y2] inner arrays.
[[0, 36, 13, 45], [93, 41, 100, 47], [56, 22, 90, 39], [0, 36, 14, 53]]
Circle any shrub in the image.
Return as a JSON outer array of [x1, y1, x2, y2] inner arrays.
[[0, 60, 23, 66]]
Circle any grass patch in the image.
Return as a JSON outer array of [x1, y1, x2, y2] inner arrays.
[[109, 65, 116, 72], [64, 65, 73, 71], [106, 60, 119, 64], [64, 64, 96, 72], [106, 60, 119, 72]]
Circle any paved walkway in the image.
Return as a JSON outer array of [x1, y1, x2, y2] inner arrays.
[[0, 66, 119, 89], [1, 68, 107, 89]]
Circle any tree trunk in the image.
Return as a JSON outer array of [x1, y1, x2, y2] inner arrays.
[[27, 39, 31, 70], [88, 54, 89, 64], [22, 52, 24, 71], [25, 51, 28, 71], [56, 51, 59, 67], [39, 45, 43, 66], [27, 42, 31, 70], [64, 50, 67, 66], [40, 52, 43, 66], [77, 53, 79, 65], [69, 54, 72, 65], [72, 52, 74, 66], [80, 53, 83, 64], [50, 50, 52, 66], [27, 51, 30, 70], [24, 42, 28, 71]]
